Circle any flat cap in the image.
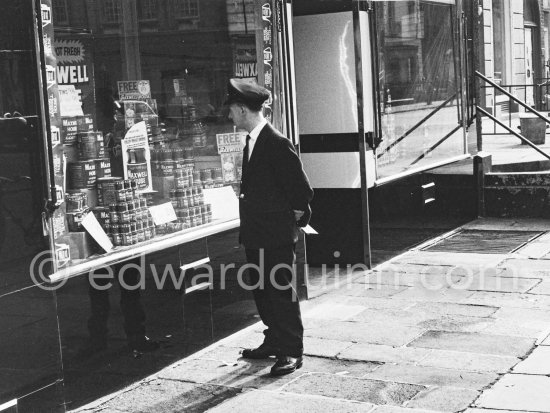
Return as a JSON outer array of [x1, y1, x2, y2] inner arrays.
[[225, 78, 270, 110]]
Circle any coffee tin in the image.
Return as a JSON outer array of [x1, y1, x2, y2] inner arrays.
[[97, 176, 122, 206], [95, 158, 111, 179], [77, 132, 98, 160], [65, 192, 87, 213], [68, 161, 97, 189]]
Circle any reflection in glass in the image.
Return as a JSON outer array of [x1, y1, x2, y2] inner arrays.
[[375, 0, 464, 179]]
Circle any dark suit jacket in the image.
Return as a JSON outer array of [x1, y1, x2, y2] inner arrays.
[[239, 123, 313, 249]]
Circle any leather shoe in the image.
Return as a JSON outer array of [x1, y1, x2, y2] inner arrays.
[[241, 343, 280, 359], [270, 356, 303, 376]]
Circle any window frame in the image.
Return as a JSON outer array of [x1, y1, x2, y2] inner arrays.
[[175, 0, 200, 20], [53, 0, 70, 26], [103, 0, 122, 24]]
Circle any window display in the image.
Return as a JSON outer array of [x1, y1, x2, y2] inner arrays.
[[45, 0, 280, 274]]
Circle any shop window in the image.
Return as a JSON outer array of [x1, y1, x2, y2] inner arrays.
[[139, 0, 158, 21], [175, 0, 199, 19], [53, 0, 69, 26], [375, 0, 463, 179], [43, 0, 281, 275], [103, 0, 121, 23]]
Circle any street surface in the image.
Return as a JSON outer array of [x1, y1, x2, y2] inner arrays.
[[73, 218, 550, 413]]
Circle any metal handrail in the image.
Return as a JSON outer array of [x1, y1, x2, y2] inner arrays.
[[475, 71, 550, 125], [476, 106, 550, 162], [410, 124, 463, 166], [377, 93, 457, 158]]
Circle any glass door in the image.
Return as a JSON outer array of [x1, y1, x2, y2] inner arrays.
[[374, 0, 466, 180], [0, 0, 63, 410]]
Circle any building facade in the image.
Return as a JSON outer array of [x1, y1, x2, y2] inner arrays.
[[480, 0, 550, 113], [0, 0, 479, 411]]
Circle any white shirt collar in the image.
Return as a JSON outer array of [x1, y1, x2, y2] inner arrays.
[[248, 118, 268, 142], [247, 119, 267, 160]]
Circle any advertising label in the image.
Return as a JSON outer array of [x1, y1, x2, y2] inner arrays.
[[118, 80, 151, 100], [216, 132, 246, 153], [54, 37, 95, 118], [121, 121, 153, 193]]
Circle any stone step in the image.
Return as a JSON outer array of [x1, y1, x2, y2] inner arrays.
[[484, 172, 550, 218]]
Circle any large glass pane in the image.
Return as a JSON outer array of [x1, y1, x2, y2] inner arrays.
[[47, 0, 282, 275], [1, 1, 63, 409], [375, 0, 464, 179]]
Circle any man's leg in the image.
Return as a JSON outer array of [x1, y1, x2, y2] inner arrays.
[[263, 244, 303, 358], [79, 268, 112, 357], [118, 260, 158, 352], [245, 248, 279, 347]]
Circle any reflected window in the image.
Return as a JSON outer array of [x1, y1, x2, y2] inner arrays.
[[375, 0, 463, 179], [176, 0, 199, 19], [139, 0, 158, 20], [53, 0, 69, 26], [103, 0, 121, 23]]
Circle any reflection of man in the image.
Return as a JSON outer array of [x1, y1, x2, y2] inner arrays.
[[226, 79, 313, 376], [79, 260, 159, 357]]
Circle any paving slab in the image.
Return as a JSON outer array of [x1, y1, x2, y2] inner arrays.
[[461, 276, 541, 293], [515, 234, 550, 258], [338, 343, 433, 365], [413, 348, 520, 373], [475, 374, 550, 412], [304, 319, 426, 347], [392, 251, 507, 268], [464, 409, 539, 413], [527, 280, 550, 295], [496, 258, 550, 278], [302, 337, 354, 358], [409, 302, 499, 318], [281, 373, 425, 405], [205, 389, 376, 413], [480, 318, 550, 339], [354, 274, 464, 289], [405, 386, 479, 412], [99, 379, 240, 413], [363, 364, 497, 389], [390, 286, 475, 303], [513, 346, 550, 374], [335, 283, 410, 298], [492, 307, 550, 323], [414, 314, 491, 333], [372, 406, 443, 413], [461, 291, 550, 310], [408, 331, 535, 356], [302, 302, 367, 321], [462, 218, 550, 232]]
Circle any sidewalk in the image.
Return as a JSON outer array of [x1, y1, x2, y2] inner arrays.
[[73, 218, 550, 413]]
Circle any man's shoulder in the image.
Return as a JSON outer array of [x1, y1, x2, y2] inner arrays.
[[261, 124, 291, 146]]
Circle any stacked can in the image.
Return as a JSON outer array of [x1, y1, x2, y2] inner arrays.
[[106, 179, 154, 247], [65, 191, 89, 232], [174, 167, 193, 189], [169, 184, 211, 228]]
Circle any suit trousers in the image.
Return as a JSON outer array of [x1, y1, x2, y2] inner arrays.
[[87, 261, 146, 345], [245, 244, 303, 357]]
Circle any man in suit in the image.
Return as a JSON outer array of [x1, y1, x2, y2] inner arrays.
[[226, 78, 313, 376]]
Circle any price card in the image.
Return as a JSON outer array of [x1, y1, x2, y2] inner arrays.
[[148, 202, 177, 226], [82, 212, 113, 252]]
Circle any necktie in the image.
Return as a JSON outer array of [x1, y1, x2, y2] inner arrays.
[[245, 134, 251, 162]]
